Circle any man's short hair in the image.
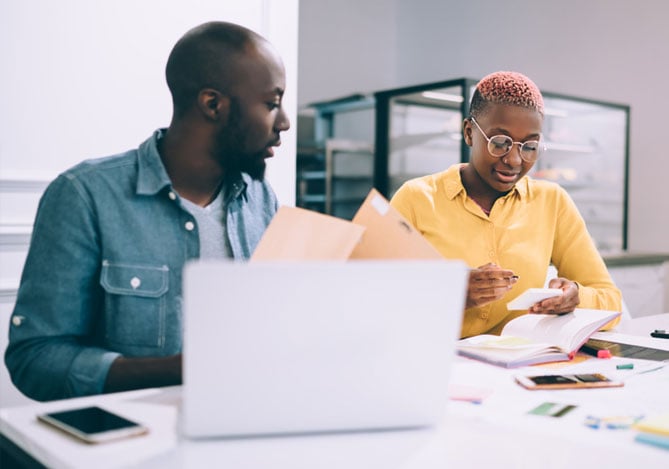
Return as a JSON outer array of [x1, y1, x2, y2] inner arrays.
[[165, 21, 261, 115], [469, 71, 544, 119]]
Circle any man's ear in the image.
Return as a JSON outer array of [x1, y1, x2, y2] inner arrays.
[[462, 118, 473, 146], [197, 88, 230, 124]]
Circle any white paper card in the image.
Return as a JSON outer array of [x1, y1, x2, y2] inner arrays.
[[370, 194, 390, 215], [507, 288, 563, 310]]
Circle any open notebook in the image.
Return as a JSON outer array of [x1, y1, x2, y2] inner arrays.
[[180, 259, 468, 438]]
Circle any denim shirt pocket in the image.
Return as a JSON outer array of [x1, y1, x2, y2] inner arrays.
[[100, 260, 169, 348]]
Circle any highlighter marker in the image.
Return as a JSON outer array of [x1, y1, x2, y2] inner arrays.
[[597, 350, 612, 359], [650, 329, 669, 339]]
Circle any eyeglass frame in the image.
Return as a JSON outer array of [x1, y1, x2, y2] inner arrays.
[[469, 116, 544, 163]]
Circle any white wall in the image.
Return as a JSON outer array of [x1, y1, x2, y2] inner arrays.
[[299, 0, 669, 254], [0, 0, 298, 408], [0, 0, 297, 205], [298, 0, 398, 106]]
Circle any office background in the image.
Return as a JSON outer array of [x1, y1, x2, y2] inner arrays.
[[1, 0, 668, 405], [299, 0, 669, 254]]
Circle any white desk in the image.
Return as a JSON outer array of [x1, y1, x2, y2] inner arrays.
[[2, 315, 668, 468]]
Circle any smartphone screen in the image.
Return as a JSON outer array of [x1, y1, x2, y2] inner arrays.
[[529, 375, 580, 386], [38, 406, 148, 443], [515, 373, 623, 390]]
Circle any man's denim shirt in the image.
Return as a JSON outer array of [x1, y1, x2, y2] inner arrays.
[[5, 130, 278, 401]]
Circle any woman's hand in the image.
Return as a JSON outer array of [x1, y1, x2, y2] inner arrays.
[[529, 277, 580, 314], [466, 263, 518, 309]]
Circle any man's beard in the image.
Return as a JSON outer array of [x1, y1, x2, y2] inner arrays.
[[214, 102, 267, 181]]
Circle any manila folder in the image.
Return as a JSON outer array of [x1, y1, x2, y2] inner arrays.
[[349, 189, 442, 260], [251, 206, 365, 261]]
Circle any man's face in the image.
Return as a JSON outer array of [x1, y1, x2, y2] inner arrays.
[[214, 45, 290, 180]]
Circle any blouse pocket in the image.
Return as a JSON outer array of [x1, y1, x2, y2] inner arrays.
[[100, 260, 169, 348]]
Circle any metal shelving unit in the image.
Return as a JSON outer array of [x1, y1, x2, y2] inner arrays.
[[296, 95, 375, 220]]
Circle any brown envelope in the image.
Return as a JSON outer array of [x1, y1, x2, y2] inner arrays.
[[251, 189, 441, 261], [251, 206, 365, 261], [349, 189, 442, 260]]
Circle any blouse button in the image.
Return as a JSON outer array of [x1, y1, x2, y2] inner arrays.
[[185, 221, 195, 231], [168, 191, 177, 201], [12, 316, 24, 327]]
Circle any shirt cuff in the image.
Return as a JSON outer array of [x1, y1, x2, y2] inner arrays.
[[67, 348, 122, 397]]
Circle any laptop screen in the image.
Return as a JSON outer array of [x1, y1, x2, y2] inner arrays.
[[180, 259, 468, 438]]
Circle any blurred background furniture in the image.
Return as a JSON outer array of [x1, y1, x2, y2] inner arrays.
[[297, 78, 630, 253]]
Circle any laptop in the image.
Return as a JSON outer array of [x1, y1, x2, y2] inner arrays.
[[180, 259, 468, 438]]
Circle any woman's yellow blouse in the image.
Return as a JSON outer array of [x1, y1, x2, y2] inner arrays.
[[390, 164, 622, 338]]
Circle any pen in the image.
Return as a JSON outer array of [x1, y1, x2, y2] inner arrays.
[[650, 329, 669, 339]]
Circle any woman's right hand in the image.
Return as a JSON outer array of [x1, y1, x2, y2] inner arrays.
[[466, 263, 518, 309]]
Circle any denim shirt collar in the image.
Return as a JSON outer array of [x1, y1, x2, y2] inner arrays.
[[135, 129, 172, 196], [135, 128, 248, 202]]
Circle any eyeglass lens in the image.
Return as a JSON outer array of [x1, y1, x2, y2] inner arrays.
[[488, 136, 540, 161]]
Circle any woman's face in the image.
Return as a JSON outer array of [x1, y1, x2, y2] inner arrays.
[[463, 104, 543, 194]]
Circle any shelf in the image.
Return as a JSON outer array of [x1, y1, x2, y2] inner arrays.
[[325, 139, 373, 154], [389, 131, 459, 152], [298, 194, 327, 203], [331, 197, 367, 204], [297, 171, 326, 180], [544, 142, 597, 154], [297, 195, 369, 205], [331, 175, 373, 181], [296, 138, 374, 215]]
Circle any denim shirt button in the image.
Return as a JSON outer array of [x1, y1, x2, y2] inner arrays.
[[130, 277, 141, 289], [185, 221, 195, 231], [168, 191, 177, 201], [11, 315, 24, 327]]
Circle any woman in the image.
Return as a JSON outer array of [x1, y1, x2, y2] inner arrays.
[[390, 71, 621, 338]]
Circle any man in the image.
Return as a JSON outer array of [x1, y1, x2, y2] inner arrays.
[[5, 21, 290, 401]]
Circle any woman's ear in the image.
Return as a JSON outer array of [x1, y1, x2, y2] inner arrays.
[[462, 118, 473, 146], [197, 89, 230, 124]]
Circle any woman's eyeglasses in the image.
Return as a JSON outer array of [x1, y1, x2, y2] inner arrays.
[[470, 117, 544, 163]]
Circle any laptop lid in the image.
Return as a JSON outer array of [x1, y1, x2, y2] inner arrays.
[[180, 259, 467, 438]]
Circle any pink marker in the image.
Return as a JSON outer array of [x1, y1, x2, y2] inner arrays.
[[597, 350, 612, 359]]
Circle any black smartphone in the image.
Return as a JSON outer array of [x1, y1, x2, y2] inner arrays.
[[515, 373, 624, 390], [37, 406, 148, 444]]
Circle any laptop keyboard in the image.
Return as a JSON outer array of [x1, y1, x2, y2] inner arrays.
[[581, 338, 669, 361]]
